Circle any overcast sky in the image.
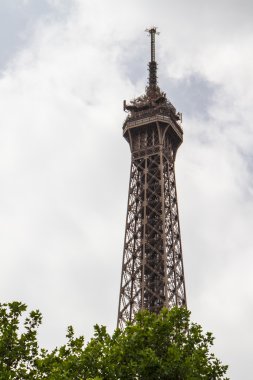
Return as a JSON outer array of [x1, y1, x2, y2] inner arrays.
[[0, 1, 252, 378]]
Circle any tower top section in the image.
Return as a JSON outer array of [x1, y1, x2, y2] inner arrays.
[[123, 27, 182, 125]]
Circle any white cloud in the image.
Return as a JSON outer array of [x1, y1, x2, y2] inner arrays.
[[0, 1, 252, 378]]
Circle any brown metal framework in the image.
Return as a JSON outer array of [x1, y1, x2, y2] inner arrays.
[[118, 28, 186, 328]]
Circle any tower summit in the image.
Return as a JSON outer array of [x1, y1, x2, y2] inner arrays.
[[118, 28, 186, 328]]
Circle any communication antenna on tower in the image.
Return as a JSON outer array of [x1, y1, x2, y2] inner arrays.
[[145, 26, 160, 90], [145, 26, 160, 62]]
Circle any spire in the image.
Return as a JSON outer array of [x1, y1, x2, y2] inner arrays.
[[145, 26, 160, 90], [124, 26, 171, 113]]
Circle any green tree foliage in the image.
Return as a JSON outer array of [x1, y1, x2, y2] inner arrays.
[[0, 302, 228, 379], [0, 302, 41, 379]]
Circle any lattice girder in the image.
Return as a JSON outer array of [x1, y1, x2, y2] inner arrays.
[[118, 122, 186, 328]]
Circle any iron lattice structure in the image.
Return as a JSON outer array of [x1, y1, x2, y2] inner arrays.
[[117, 28, 187, 328]]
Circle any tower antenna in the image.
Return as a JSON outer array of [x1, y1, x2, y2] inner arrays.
[[145, 26, 160, 90]]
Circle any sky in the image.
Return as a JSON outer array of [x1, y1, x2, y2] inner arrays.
[[0, 0, 252, 378]]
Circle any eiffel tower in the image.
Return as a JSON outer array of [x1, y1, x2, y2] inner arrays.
[[117, 27, 187, 328]]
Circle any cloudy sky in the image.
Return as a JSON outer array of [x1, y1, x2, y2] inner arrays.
[[0, 0, 252, 378]]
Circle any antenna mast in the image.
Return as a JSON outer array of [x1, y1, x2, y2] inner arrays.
[[145, 26, 160, 90]]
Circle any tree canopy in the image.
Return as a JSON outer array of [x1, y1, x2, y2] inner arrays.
[[0, 302, 228, 379]]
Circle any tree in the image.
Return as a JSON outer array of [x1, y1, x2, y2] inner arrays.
[[38, 307, 228, 379], [0, 302, 229, 379], [0, 302, 41, 379]]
